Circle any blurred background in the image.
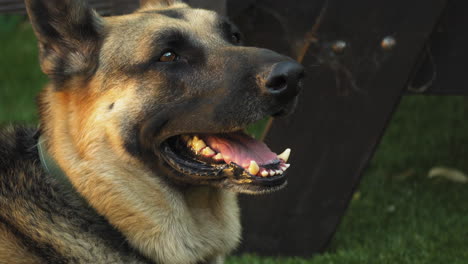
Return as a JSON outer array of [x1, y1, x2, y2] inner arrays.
[[1, 0, 468, 263]]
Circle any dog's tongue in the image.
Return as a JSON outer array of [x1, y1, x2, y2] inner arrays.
[[202, 132, 277, 167]]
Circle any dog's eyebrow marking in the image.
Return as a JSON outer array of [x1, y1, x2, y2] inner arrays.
[[153, 29, 187, 44], [149, 29, 195, 60], [126, 29, 194, 74]]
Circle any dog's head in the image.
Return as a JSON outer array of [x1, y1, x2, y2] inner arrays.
[[27, 0, 304, 194]]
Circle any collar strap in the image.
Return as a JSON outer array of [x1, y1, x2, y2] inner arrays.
[[37, 136, 88, 205]]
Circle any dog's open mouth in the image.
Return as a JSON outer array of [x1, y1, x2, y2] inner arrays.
[[159, 131, 290, 193]]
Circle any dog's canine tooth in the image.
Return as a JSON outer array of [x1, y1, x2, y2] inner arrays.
[[201, 147, 215, 157], [248, 160, 260, 176], [277, 148, 291, 162]]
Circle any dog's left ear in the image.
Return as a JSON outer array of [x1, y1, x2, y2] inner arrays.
[[25, 0, 104, 82]]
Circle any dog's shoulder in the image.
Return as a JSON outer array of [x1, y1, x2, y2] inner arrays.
[[0, 125, 48, 263], [0, 126, 152, 263]]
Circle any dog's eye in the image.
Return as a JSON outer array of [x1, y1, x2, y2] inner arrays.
[[231, 32, 241, 44], [159, 51, 178, 62]]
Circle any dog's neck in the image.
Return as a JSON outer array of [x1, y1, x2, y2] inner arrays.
[[38, 86, 241, 264]]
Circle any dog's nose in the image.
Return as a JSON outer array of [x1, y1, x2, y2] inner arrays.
[[265, 61, 305, 101]]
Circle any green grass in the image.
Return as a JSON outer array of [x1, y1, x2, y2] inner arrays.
[[321, 96, 468, 264], [1, 16, 467, 263], [0, 15, 46, 124]]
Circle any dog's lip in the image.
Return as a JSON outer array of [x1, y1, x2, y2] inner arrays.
[[154, 126, 246, 148], [157, 132, 289, 190], [159, 140, 229, 179]]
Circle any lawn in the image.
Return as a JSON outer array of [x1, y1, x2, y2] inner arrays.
[[1, 15, 467, 263]]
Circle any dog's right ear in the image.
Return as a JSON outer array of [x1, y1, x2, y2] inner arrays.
[[25, 0, 104, 83]]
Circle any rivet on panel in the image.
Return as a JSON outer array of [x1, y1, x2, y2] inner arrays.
[[332, 40, 347, 53], [381, 36, 396, 50]]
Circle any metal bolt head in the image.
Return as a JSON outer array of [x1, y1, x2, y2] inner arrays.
[[332, 40, 347, 53], [381, 36, 396, 50]]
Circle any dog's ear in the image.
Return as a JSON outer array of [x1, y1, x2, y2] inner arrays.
[[25, 0, 104, 82], [140, 0, 184, 8]]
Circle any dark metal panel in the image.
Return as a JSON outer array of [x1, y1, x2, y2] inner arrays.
[[230, 0, 447, 257], [0, 0, 25, 13], [186, 0, 226, 15], [407, 0, 468, 95]]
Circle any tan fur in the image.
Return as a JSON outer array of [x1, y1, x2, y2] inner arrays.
[[140, 0, 187, 10], [0, 223, 42, 264], [39, 74, 241, 263]]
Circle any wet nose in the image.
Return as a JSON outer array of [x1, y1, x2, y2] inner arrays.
[[265, 61, 305, 102]]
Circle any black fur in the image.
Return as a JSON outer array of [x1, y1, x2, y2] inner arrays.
[[0, 126, 152, 263], [26, 0, 103, 86]]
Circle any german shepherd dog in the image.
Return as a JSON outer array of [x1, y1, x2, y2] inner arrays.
[[0, 0, 304, 263]]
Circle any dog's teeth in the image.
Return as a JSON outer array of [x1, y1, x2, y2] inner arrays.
[[280, 163, 290, 171], [277, 148, 291, 162], [213, 153, 223, 161], [248, 160, 260, 176], [269, 170, 276, 176], [276, 170, 283, 175], [261, 169, 269, 177], [192, 138, 206, 152], [201, 147, 215, 157]]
